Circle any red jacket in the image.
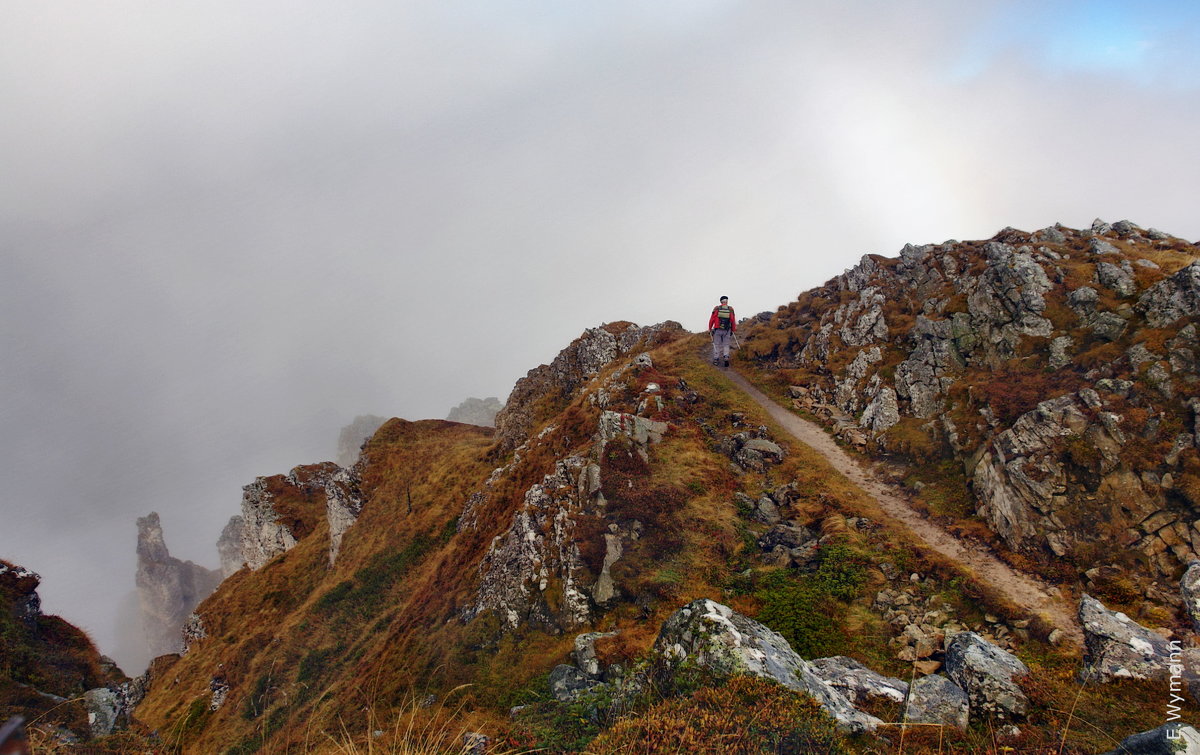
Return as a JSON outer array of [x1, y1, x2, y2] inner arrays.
[[709, 304, 736, 332]]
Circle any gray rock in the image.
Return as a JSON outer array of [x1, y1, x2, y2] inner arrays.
[[549, 664, 596, 702], [809, 656, 909, 704], [84, 688, 121, 738], [597, 411, 668, 461], [653, 599, 880, 732], [1079, 594, 1175, 682], [751, 495, 782, 525], [1090, 238, 1121, 255], [1138, 262, 1200, 328], [1092, 218, 1113, 235], [944, 631, 1029, 720], [324, 466, 365, 567], [758, 523, 816, 552], [743, 437, 786, 461], [1101, 724, 1200, 754], [904, 674, 969, 730], [1091, 311, 1129, 341], [572, 631, 617, 679], [860, 387, 900, 432], [1184, 562, 1200, 634], [1049, 336, 1074, 370], [1096, 261, 1137, 297], [1038, 226, 1067, 244], [216, 516, 245, 578], [468, 456, 597, 630]]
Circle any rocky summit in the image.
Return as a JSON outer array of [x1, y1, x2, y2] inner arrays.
[[5, 220, 1198, 753]]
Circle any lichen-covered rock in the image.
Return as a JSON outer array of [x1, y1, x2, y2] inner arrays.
[[1138, 262, 1200, 328], [597, 411, 668, 460], [467, 456, 600, 631], [809, 656, 908, 705], [944, 631, 1029, 720], [1079, 594, 1175, 682], [240, 463, 352, 571], [549, 664, 597, 702], [653, 599, 880, 732], [1182, 562, 1200, 634], [904, 674, 969, 730], [572, 631, 617, 678]]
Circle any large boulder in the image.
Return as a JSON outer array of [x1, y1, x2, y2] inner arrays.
[[904, 674, 969, 730], [653, 599, 880, 732], [1079, 594, 1175, 682], [943, 631, 1029, 720]]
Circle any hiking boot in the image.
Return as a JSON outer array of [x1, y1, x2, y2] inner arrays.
[[724, 358, 730, 367], [712, 358, 718, 366]]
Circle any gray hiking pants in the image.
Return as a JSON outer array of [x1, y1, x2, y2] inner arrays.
[[712, 329, 731, 362]]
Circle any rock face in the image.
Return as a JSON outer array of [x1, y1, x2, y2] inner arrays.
[[447, 397, 504, 427], [494, 321, 683, 453], [464, 328, 680, 631], [336, 414, 388, 468], [747, 221, 1200, 597], [653, 599, 880, 732], [240, 463, 365, 571], [467, 456, 603, 631], [943, 631, 1029, 720], [1079, 594, 1176, 682], [135, 513, 222, 657]]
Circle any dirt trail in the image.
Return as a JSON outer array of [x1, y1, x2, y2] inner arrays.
[[722, 366, 1084, 648]]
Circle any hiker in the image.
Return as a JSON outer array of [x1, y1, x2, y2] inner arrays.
[[708, 296, 736, 367]]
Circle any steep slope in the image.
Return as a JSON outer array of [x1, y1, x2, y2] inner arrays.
[[131, 305, 1178, 753], [0, 560, 129, 744], [739, 219, 1200, 627]]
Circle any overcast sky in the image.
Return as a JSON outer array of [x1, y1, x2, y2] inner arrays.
[[2, 0, 1198, 671]]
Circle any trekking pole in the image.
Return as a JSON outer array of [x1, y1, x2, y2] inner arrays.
[[732, 332, 741, 349]]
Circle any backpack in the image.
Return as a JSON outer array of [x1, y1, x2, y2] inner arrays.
[[714, 305, 733, 330]]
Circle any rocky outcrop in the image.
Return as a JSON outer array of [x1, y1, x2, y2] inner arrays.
[[240, 463, 364, 571], [336, 415, 388, 468], [653, 599, 880, 732], [216, 515, 244, 577], [1079, 594, 1175, 682], [943, 631, 1029, 720], [467, 456, 602, 631], [447, 397, 504, 427], [135, 513, 222, 657], [748, 221, 1200, 595], [1138, 262, 1200, 328], [1, 560, 41, 626], [323, 466, 365, 566], [494, 321, 683, 453]]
